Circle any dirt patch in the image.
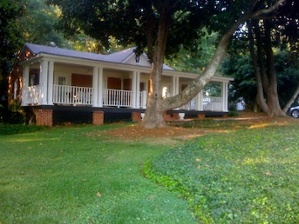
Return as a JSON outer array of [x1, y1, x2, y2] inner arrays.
[[103, 124, 206, 141], [100, 112, 298, 141]]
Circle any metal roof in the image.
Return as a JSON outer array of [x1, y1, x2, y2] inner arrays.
[[24, 43, 173, 70]]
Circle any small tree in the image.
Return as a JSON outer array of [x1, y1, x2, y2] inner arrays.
[[48, 0, 287, 128]]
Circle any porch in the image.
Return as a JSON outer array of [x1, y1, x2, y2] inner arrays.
[[24, 84, 225, 111]]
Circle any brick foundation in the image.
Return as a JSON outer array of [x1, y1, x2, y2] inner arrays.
[[93, 111, 104, 125], [34, 109, 53, 126], [172, 113, 180, 120], [197, 114, 205, 120], [163, 113, 173, 121], [132, 112, 142, 122]]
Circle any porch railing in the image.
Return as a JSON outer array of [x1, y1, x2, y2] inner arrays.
[[203, 97, 223, 111], [52, 85, 93, 105], [26, 85, 224, 111], [180, 97, 197, 110], [103, 89, 132, 107], [27, 85, 40, 105], [139, 90, 147, 108]]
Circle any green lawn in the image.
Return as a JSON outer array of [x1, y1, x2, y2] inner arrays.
[[0, 124, 196, 224], [146, 120, 299, 223], [1, 119, 299, 223]]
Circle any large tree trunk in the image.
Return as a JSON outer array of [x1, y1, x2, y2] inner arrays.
[[248, 20, 270, 114], [248, 19, 285, 116], [141, 7, 169, 129], [263, 20, 285, 116]]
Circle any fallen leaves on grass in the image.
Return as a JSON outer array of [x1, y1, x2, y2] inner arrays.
[[98, 113, 299, 142], [101, 125, 205, 141]]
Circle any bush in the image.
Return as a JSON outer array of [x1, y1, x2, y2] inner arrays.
[[0, 108, 25, 124], [228, 110, 239, 117], [5, 111, 24, 124], [0, 124, 45, 135]]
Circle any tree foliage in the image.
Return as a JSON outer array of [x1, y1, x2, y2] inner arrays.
[[0, 0, 25, 103], [222, 50, 299, 111], [166, 29, 219, 73], [225, 0, 299, 115]]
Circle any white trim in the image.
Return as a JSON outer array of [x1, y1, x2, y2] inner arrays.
[[21, 66, 29, 106], [47, 61, 54, 105], [98, 67, 103, 107], [40, 60, 48, 105], [92, 66, 99, 107]]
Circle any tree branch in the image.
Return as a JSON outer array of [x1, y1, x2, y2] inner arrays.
[[251, 0, 287, 18], [160, 0, 287, 111]]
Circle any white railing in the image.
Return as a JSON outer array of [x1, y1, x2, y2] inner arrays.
[[52, 85, 93, 105], [166, 93, 197, 110], [27, 85, 40, 105], [140, 90, 147, 108], [180, 97, 197, 110], [103, 89, 132, 107], [25, 85, 224, 111], [203, 97, 223, 111]]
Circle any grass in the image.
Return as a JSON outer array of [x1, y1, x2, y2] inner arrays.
[[0, 124, 196, 224], [146, 120, 299, 223], [1, 118, 299, 223]]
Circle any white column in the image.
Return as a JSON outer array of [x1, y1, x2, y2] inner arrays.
[[40, 60, 49, 105], [92, 66, 99, 107], [131, 71, 140, 108], [21, 65, 30, 106], [172, 76, 179, 96], [136, 72, 140, 108], [131, 72, 137, 108], [222, 82, 229, 111], [197, 90, 204, 111], [97, 67, 103, 107], [47, 61, 54, 105]]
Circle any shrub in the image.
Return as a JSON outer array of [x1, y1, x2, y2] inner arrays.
[[0, 124, 45, 135]]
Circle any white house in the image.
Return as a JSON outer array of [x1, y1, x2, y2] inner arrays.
[[9, 43, 233, 126]]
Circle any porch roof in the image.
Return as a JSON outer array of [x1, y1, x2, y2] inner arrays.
[[19, 43, 233, 82], [24, 43, 173, 70]]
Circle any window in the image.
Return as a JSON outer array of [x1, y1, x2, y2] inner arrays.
[[58, 76, 66, 85]]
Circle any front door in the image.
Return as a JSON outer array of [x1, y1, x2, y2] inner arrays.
[[71, 73, 92, 87], [107, 77, 121, 89]]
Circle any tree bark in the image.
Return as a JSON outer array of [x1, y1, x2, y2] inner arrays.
[[249, 19, 285, 117], [263, 20, 285, 116], [248, 20, 270, 114], [142, 6, 170, 128], [283, 83, 299, 113]]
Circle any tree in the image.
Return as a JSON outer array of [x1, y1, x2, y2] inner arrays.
[[222, 50, 299, 112], [222, 54, 257, 110], [237, 0, 299, 116], [0, 0, 25, 105], [166, 28, 219, 74], [48, 0, 287, 128]]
